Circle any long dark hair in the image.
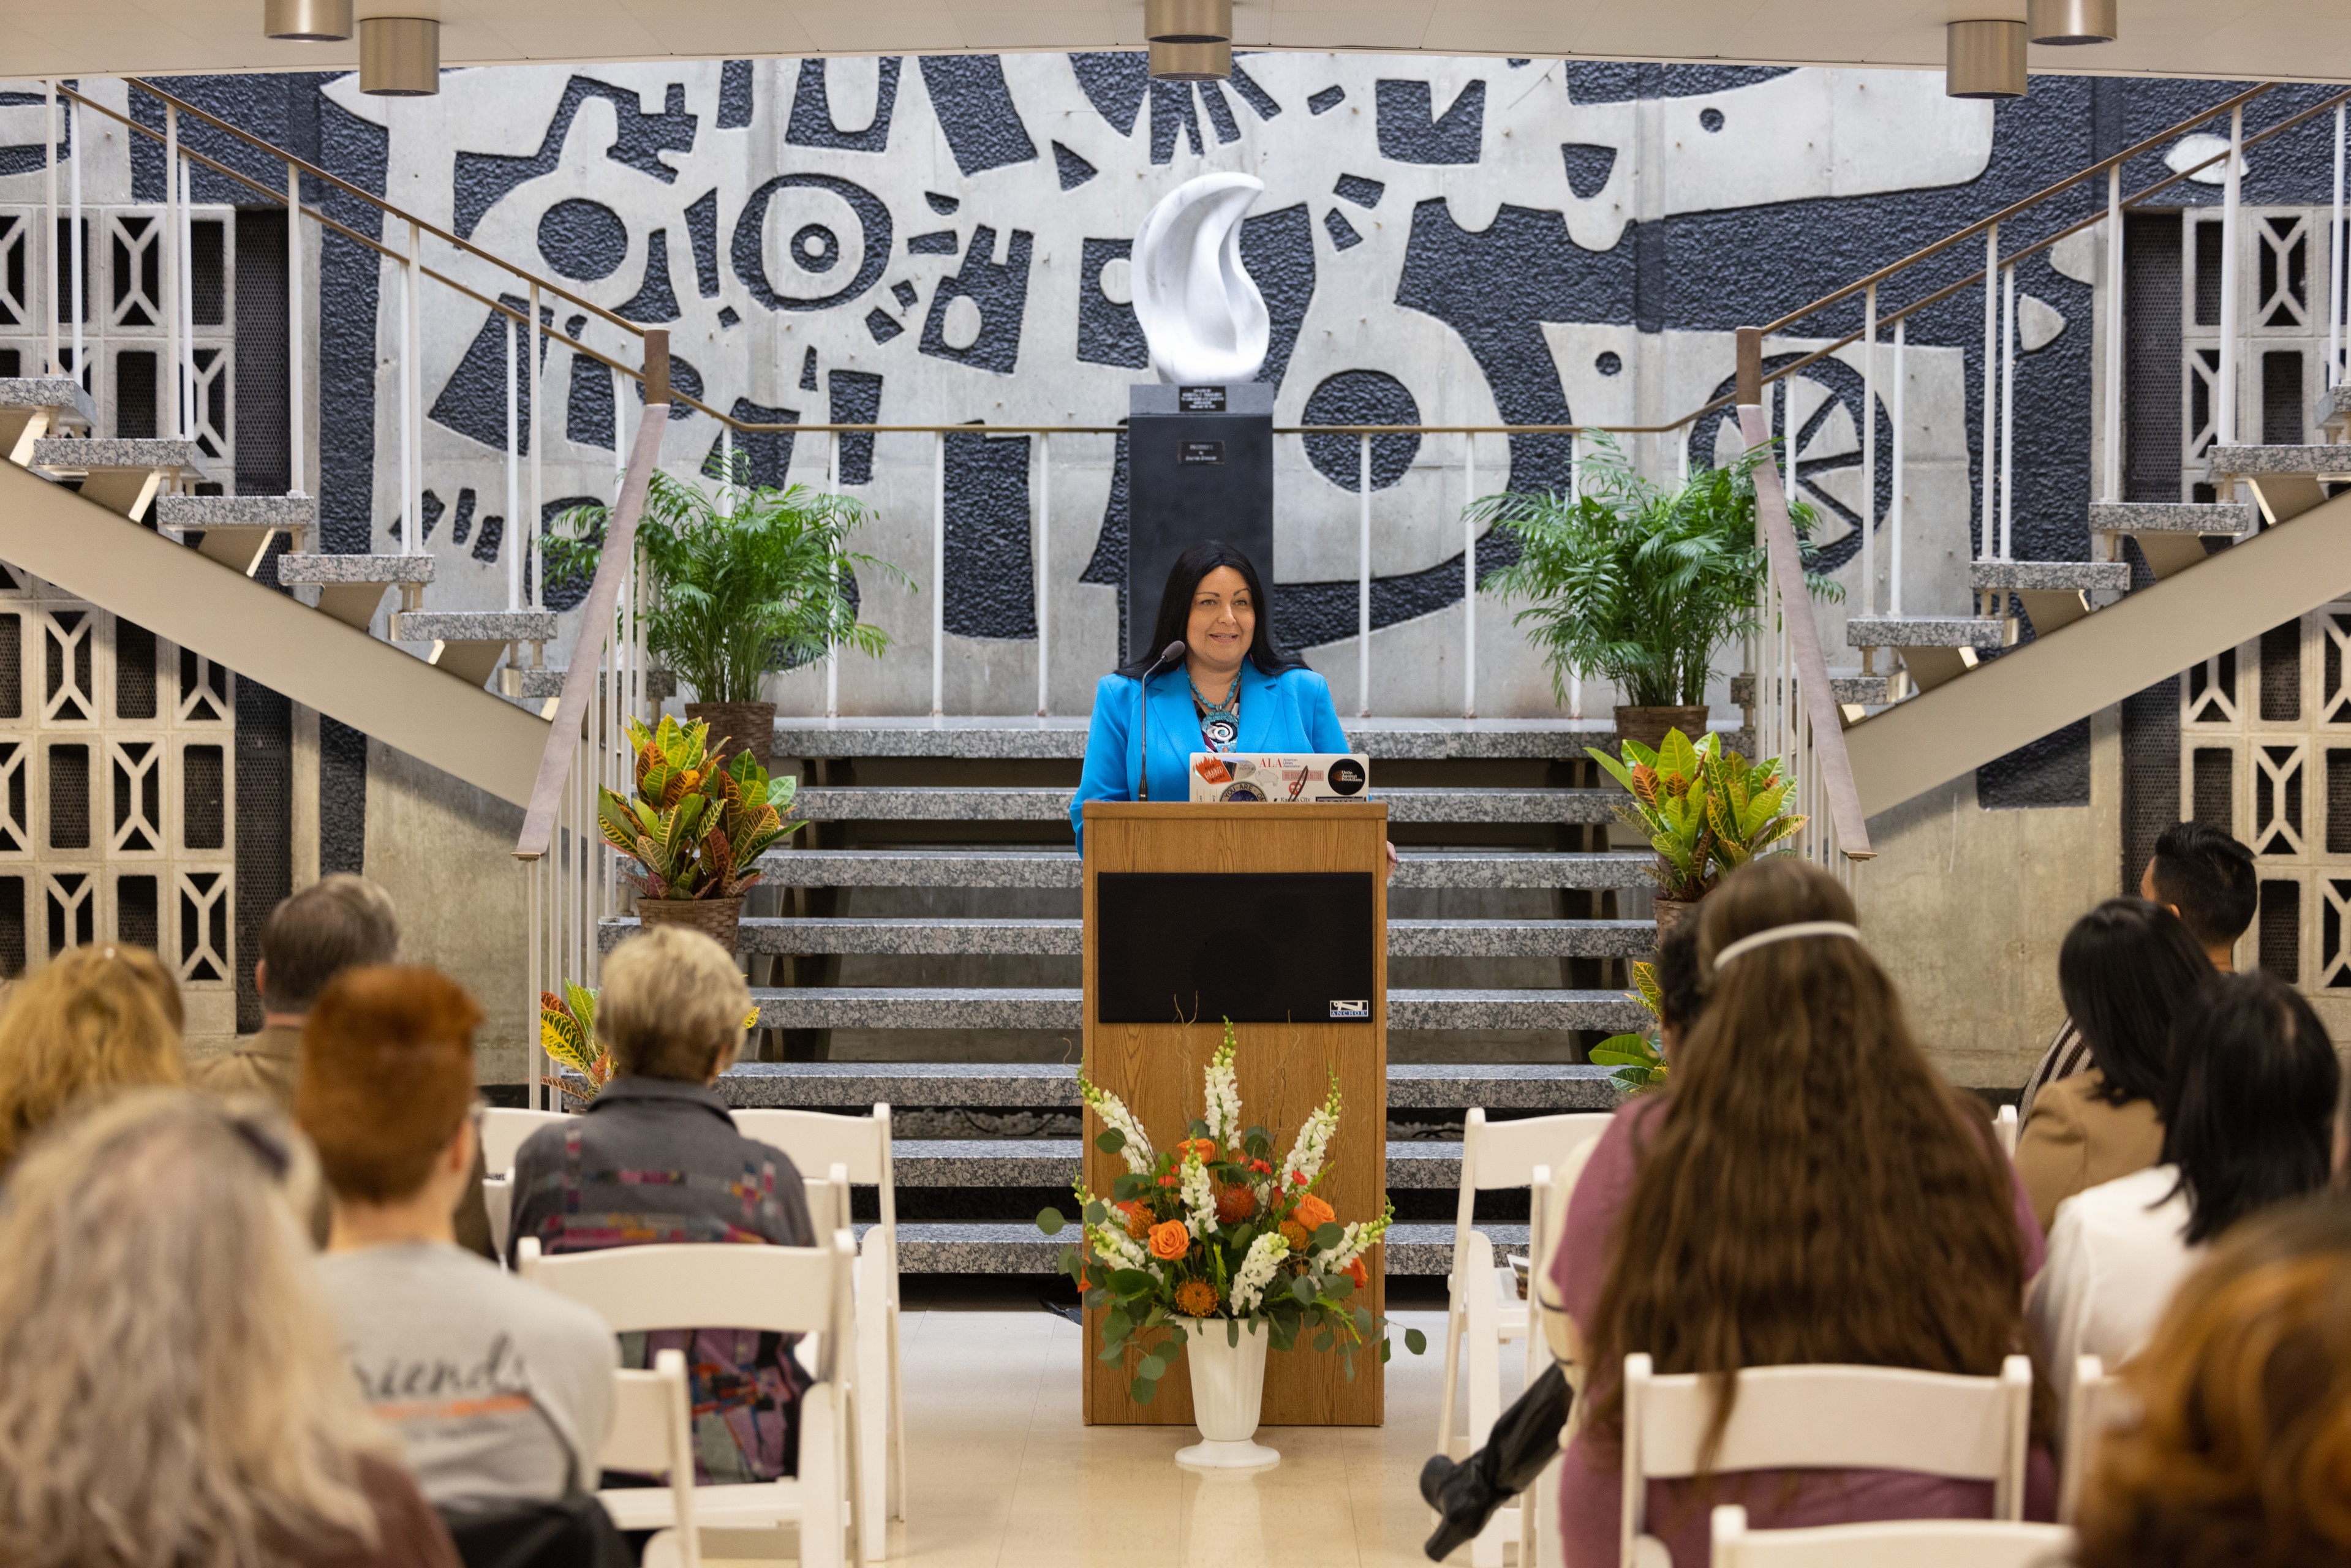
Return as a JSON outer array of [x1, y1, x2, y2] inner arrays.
[[1116, 540, 1310, 679], [1587, 858, 2042, 1464], [2162, 972, 2339, 1245], [2058, 898, 2215, 1107]]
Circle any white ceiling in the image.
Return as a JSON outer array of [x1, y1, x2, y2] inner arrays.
[[2, 0, 2349, 85]]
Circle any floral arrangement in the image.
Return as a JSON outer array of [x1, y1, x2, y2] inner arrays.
[[540, 982, 759, 1108], [1036, 1022, 1425, 1405], [1588, 728, 1806, 902], [1590, 961, 1670, 1093]]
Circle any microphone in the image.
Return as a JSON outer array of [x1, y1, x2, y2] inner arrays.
[[1136, 639, 1185, 802]]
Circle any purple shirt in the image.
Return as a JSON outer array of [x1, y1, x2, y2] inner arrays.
[[1548, 1098, 2054, 1567]]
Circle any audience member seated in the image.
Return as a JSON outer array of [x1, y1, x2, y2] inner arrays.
[[0, 1089, 459, 1567], [299, 965, 616, 1511], [2031, 971, 2339, 1428], [196, 873, 494, 1258], [507, 925, 816, 1483], [191, 873, 396, 1105], [2076, 1195, 2351, 1568], [2015, 899, 2214, 1232], [2018, 824, 2252, 1121], [1550, 858, 2052, 1568], [0, 943, 184, 1172]]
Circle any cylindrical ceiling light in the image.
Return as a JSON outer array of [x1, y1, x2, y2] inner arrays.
[[1149, 39, 1231, 81], [1945, 20, 2027, 99], [359, 16, 439, 96], [263, 0, 352, 40], [1145, 0, 1231, 42], [2027, 0, 2117, 43]]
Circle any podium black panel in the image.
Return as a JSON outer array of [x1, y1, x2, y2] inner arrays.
[[1095, 871, 1375, 1024]]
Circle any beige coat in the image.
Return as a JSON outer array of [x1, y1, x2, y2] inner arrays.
[[2014, 1068, 2165, 1235]]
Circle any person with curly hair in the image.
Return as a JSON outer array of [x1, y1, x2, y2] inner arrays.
[[0, 943, 183, 1172], [2077, 1194, 2351, 1568]]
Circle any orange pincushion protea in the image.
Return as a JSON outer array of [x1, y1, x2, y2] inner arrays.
[[1116, 1200, 1152, 1239], [1279, 1219, 1310, 1253], [1214, 1185, 1255, 1226], [1174, 1280, 1220, 1318]]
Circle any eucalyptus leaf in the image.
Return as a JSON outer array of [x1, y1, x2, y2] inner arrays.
[[1290, 1276, 1316, 1304], [1405, 1327, 1428, 1355], [1036, 1207, 1065, 1236], [1313, 1329, 1334, 1353], [1313, 1223, 1343, 1251], [1083, 1200, 1108, 1225], [1227, 1318, 1240, 1348], [1381, 1338, 1394, 1364], [1137, 1355, 1166, 1381], [1131, 1375, 1157, 1406], [1096, 1128, 1128, 1155], [1109, 1269, 1154, 1295]]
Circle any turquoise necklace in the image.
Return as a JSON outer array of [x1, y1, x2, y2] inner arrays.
[[1191, 668, 1242, 750]]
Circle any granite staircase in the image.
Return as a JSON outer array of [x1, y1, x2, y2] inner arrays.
[[598, 717, 1665, 1276], [0, 377, 558, 807]]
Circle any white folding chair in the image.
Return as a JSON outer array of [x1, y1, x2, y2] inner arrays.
[[482, 1172, 513, 1258], [604, 1348, 699, 1568], [1621, 1352, 2035, 1568], [479, 1106, 571, 1174], [519, 1232, 867, 1568], [2058, 1354, 2124, 1525], [1712, 1506, 2074, 1568], [1994, 1103, 2020, 1158], [734, 1106, 905, 1542], [1439, 1107, 1613, 1567]]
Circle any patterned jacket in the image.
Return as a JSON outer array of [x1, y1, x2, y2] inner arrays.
[[508, 1074, 816, 1482]]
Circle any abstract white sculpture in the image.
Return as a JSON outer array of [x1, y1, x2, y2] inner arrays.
[[1131, 173, 1269, 385]]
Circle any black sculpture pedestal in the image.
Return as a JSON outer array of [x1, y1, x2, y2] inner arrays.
[[1126, 382, 1275, 662]]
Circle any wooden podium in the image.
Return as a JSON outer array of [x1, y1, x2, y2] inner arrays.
[[1079, 801, 1387, 1426]]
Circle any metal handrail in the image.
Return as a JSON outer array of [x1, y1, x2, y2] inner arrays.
[[513, 333, 671, 862], [1736, 343, 1872, 863]]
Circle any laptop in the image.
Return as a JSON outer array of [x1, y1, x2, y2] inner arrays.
[[1187, 752, 1370, 803]]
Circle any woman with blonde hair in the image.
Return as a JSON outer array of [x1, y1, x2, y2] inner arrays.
[[1547, 856, 2052, 1565], [2077, 1195, 2351, 1567], [0, 1088, 458, 1566], [0, 943, 184, 1170]]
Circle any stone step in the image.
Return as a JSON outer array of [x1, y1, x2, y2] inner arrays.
[[1729, 673, 1891, 707], [712, 1060, 1625, 1110], [887, 1137, 1471, 1188], [1844, 617, 2007, 695], [1968, 560, 2134, 637], [768, 716, 1744, 764], [516, 668, 679, 704], [745, 986, 1648, 1031], [276, 553, 434, 628], [2089, 500, 2257, 579], [600, 914, 1656, 959], [0, 376, 97, 464], [2205, 444, 2351, 526], [787, 785, 1623, 825], [32, 436, 209, 521], [891, 1219, 1515, 1275], [388, 610, 559, 687], [154, 493, 316, 577], [750, 847, 1652, 890]]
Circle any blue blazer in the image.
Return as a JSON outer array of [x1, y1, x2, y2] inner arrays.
[[1072, 660, 1351, 848]]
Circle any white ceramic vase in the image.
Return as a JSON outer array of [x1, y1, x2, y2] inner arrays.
[[1172, 1316, 1279, 1470]]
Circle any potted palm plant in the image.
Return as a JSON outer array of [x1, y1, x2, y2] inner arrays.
[[1471, 434, 1832, 757], [549, 451, 904, 772]]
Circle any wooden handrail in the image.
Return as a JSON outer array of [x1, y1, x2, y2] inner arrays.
[[513, 331, 671, 862], [1735, 386, 1873, 863]]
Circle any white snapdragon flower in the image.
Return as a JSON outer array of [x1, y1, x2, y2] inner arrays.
[[1180, 1147, 1218, 1239], [1278, 1073, 1344, 1192], [1318, 1207, 1394, 1276], [1228, 1231, 1291, 1316], [1201, 1031, 1242, 1149], [1079, 1077, 1153, 1175]]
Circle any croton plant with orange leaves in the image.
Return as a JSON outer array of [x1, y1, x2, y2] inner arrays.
[[597, 715, 796, 903], [1037, 1020, 1422, 1407]]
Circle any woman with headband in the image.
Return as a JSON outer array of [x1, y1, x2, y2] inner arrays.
[[1546, 857, 2052, 1565]]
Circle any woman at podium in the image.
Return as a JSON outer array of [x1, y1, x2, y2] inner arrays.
[[1071, 540, 1348, 848]]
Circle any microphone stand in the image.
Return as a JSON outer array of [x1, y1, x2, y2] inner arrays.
[[1135, 639, 1185, 802]]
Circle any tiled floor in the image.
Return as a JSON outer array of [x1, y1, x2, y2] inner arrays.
[[851, 1305, 1527, 1567]]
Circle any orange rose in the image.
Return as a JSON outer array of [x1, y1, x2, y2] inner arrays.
[[1178, 1137, 1220, 1164], [1115, 1200, 1152, 1240], [1149, 1219, 1192, 1261], [1294, 1193, 1336, 1233], [1215, 1185, 1255, 1226], [1344, 1257, 1368, 1289]]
